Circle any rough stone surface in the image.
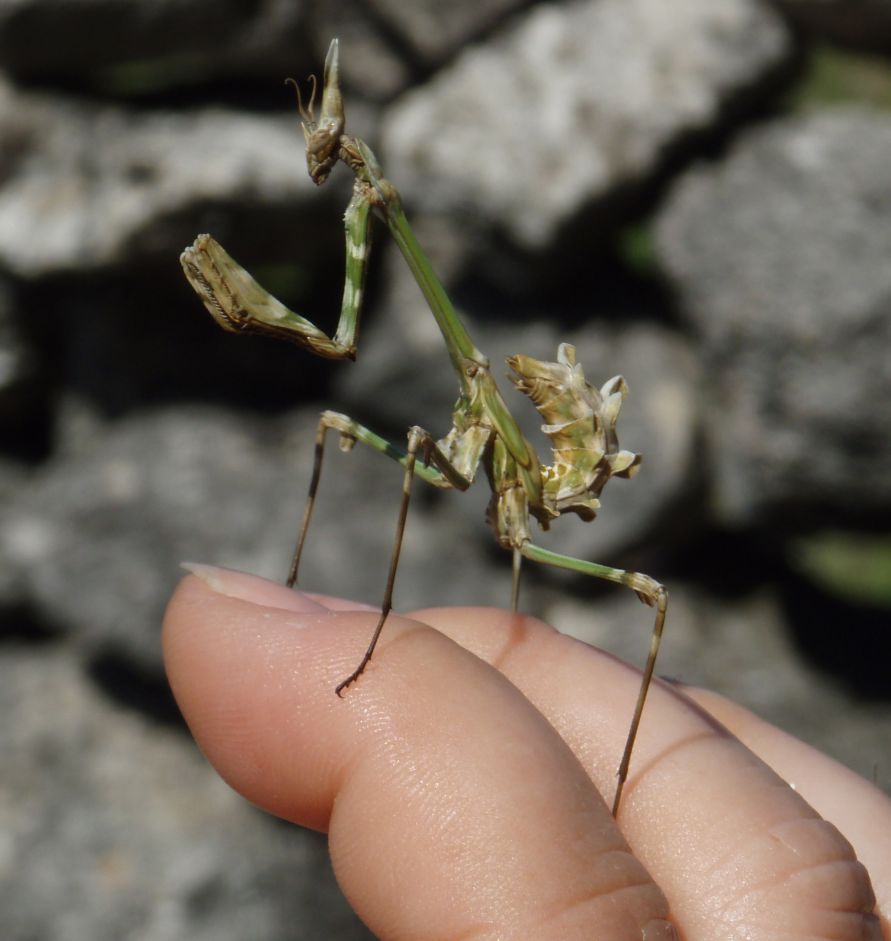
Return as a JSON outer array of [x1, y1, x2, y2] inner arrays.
[[372, 0, 526, 62], [0, 644, 372, 941], [315, 0, 529, 99], [383, 0, 790, 248], [655, 107, 891, 526], [0, 79, 312, 277]]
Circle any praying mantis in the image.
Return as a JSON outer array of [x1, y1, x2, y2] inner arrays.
[[180, 39, 667, 815]]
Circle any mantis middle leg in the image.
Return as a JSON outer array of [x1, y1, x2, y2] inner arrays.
[[287, 409, 490, 695]]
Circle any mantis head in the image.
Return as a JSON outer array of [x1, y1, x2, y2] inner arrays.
[[289, 38, 345, 185]]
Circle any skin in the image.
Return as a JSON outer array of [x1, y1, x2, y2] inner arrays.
[[163, 566, 890, 941]]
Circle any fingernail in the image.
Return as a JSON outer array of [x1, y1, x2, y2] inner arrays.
[[307, 593, 379, 613], [181, 562, 331, 614], [643, 920, 678, 941]]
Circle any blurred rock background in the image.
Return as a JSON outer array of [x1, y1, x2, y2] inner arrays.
[[1, 0, 890, 938]]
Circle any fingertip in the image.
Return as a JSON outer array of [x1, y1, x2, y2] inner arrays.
[[178, 562, 332, 612], [161, 571, 353, 828]]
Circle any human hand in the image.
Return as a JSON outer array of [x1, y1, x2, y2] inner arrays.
[[163, 565, 890, 940]]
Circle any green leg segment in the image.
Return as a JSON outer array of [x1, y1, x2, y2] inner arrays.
[[179, 188, 373, 361], [521, 542, 668, 816], [287, 410, 488, 695]]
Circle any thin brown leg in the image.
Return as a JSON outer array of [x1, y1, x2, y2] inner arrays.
[[611, 586, 668, 815], [335, 426, 424, 696], [287, 417, 332, 588], [519, 541, 668, 816]]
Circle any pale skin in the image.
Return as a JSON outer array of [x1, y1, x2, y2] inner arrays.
[[163, 566, 890, 941]]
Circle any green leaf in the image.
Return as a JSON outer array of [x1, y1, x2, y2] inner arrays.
[[791, 531, 891, 607]]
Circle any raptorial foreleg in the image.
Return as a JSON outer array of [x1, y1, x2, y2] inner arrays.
[[180, 187, 373, 360]]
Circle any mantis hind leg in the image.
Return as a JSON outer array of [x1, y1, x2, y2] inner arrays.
[[520, 541, 668, 816]]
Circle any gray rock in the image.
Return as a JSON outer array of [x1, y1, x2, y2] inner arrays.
[[314, 0, 529, 100], [655, 107, 891, 526], [1, 405, 296, 667], [371, 0, 527, 63], [0, 78, 312, 277], [382, 0, 790, 249], [0, 643, 372, 941]]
